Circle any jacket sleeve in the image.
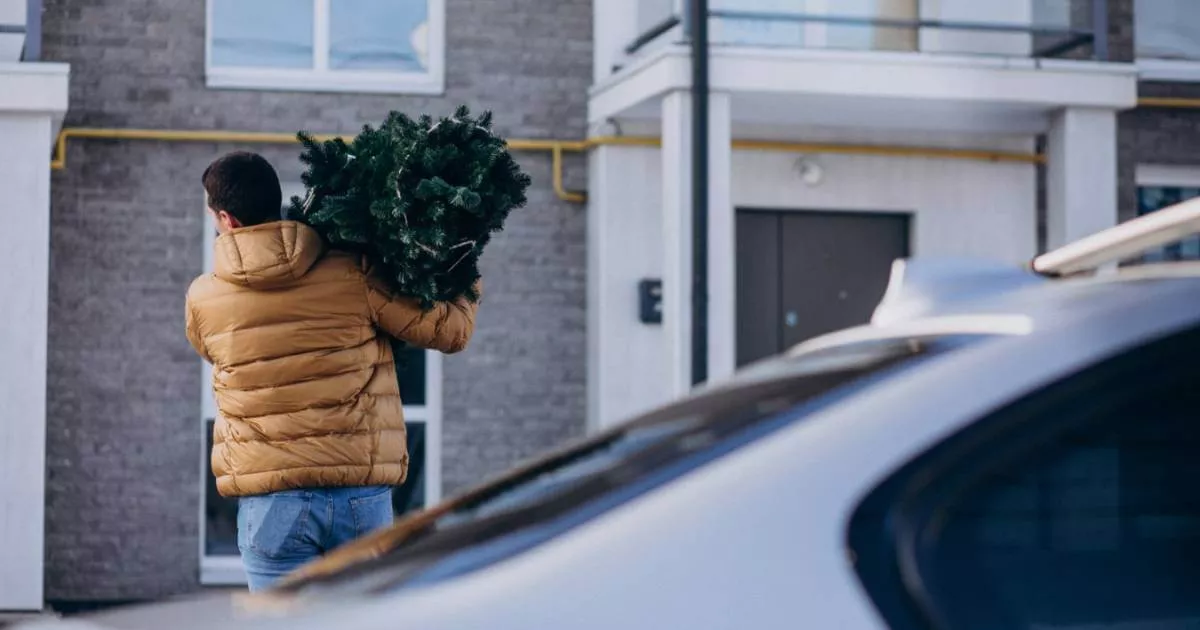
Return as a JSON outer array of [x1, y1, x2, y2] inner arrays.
[[185, 297, 214, 364], [365, 274, 480, 355]]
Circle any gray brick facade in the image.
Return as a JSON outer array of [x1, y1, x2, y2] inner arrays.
[[1121, 80, 1200, 219], [41, 0, 590, 601], [1110, 0, 1141, 224]]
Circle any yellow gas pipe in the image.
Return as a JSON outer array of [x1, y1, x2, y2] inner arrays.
[[51, 127, 1046, 204]]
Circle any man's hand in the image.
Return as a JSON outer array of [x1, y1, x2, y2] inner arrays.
[[365, 273, 481, 354]]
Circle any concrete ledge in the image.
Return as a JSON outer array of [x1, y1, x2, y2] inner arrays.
[[0, 61, 68, 126], [0, 612, 58, 628]]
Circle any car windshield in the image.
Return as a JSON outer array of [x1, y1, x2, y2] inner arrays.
[[277, 333, 990, 597]]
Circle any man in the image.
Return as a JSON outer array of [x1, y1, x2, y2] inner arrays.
[[185, 151, 479, 591]]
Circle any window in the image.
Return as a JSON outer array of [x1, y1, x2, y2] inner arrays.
[[205, 0, 445, 95], [851, 326, 1200, 630], [1136, 0, 1200, 81], [199, 186, 443, 585], [1135, 165, 1200, 262], [1136, 0, 1200, 60]]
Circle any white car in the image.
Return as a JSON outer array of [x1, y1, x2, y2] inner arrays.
[[24, 201, 1200, 630]]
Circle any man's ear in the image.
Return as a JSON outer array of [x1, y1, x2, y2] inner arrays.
[[217, 210, 243, 230]]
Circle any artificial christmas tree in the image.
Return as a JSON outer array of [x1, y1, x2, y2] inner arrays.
[[290, 105, 530, 307]]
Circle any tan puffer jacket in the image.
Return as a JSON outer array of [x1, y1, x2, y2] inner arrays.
[[185, 221, 478, 497]]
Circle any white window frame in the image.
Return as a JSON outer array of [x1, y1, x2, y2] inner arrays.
[[198, 191, 444, 586], [1133, 164, 1200, 263], [1137, 164, 1200, 189], [1137, 59, 1200, 83], [204, 0, 446, 95]]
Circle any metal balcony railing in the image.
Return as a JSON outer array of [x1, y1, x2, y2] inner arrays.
[[627, 0, 1110, 62]]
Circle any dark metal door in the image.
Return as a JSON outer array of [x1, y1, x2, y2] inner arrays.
[[736, 209, 910, 365], [736, 212, 781, 366], [779, 211, 910, 348]]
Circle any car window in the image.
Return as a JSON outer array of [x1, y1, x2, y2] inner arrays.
[[851, 325, 1200, 630], [280, 334, 994, 595], [928, 386, 1200, 629]]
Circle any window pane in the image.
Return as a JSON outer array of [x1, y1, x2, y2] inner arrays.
[[1031, 0, 1072, 28], [710, 0, 917, 52], [204, 419, 239, 556], [923, 381, 1200, 628], [330, 0, 429, 71], [636, 0, 674, 34], [1137, 186, 1200, 262], [1136, 0, 1200, 60], [393, 421, 426, 515], [211, 0, 315, 69], [711, 0, 805, 48], [824, 0, 917, 53], [392, 341, 426, 405]]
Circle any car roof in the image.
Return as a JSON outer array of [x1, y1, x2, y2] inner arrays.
[[893, 264, 1200, 328]]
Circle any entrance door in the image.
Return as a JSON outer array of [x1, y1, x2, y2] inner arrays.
[[736, 209, 910, 366]]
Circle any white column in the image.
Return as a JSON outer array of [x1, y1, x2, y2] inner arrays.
[[706, 92, 735, 383], [661, 90, 735, 396], [1046, 107, 1119, 249], [0, 62, 68, 612], [661, 90, 693, 397]]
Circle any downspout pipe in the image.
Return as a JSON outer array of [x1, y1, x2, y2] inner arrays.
[[1092, 0, 1108, 62], [25, 0, 42, 61], [688, 0, 710, 387]]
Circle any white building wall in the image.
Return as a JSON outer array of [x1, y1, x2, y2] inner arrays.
[[587, 145, 669, 431], [589, 131, 1036, 430], [733, 147, 1037, 264], [0, 61, 68, 612], [0, 114, 53, 612]]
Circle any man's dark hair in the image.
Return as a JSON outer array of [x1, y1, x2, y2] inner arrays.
[[202, 151, 283, 227]]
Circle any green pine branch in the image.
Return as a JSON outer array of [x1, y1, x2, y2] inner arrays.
[[293, 106, 530, 308]]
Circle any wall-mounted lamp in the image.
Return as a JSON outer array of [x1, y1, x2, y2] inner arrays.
[[794, 155, 824, 187]]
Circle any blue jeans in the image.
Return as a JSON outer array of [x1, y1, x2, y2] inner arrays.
[[238, 486, 394, 592]]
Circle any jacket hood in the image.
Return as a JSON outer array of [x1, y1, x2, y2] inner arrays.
[[213, 221, 325, 290]]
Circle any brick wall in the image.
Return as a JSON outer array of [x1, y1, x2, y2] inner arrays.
[[1122, 81, 1200, 219], [1110, 0, 1140, 224], [41, 0, 591, 601]]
